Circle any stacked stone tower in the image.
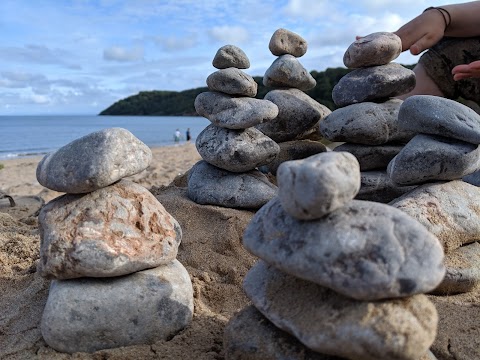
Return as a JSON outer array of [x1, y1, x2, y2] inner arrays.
[[35, 128, 193, 353]]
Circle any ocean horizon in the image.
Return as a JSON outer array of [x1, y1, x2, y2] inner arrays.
[[0, 115, 210, 160]]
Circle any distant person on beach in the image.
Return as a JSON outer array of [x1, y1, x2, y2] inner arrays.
[[174, 129, 181, 143], [393, 1, 480, 105], [186, 128, 191, 142]]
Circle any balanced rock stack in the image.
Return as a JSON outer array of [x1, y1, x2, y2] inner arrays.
[[319, 32, 418, 203], [35, 128, 193, 353], [256, 28, 332, 175], [191, 44, 279, 209], [224, 151, 446, 360]]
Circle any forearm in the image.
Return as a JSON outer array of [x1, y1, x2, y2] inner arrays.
[[442, 1, 480, 37]]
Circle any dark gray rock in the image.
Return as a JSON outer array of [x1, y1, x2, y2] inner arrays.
[[194, 92, 278, 129], [463, 169, 480, 186], [320, 99, 415, 145], [398, 95, 480, 144], [332, 63, 415, 107], [187, 160, 277, 209], [263, 54, 316, 91], [343, 32, 402, 68], [207, 68, 257, 97], [243, 198, 445, 300], [41, 260, 193, 353], [269, 28, 307, 57], [212, 45, 250, 69], [243, 261, 438, 360], [387, 134, 480, 185], [195, 124, 279, 172], [256, 89, 331, 142], [356, 170, 418, 203], [334, 143, 404, 171], [277, 152, 360, 220], [36, 128, 152, 193]]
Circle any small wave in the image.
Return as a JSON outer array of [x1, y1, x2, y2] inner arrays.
[[0, 150, 50, 160]]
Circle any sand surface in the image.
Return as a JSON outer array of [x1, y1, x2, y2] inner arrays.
[[0, 143, 478, 360]]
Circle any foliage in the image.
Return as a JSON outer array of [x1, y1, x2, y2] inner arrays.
[[99, 65, 415, 116], [0, 164, 3, 170]]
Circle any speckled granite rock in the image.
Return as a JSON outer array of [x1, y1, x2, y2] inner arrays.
[[263, 54, 316, 91], [212, 45, 250, 69], [207, 68, 257, 97], [334, 143, 403, 171], [269, 28, 307, 57]]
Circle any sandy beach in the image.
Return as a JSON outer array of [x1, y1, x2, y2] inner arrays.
[[0, 143, 479, 360]]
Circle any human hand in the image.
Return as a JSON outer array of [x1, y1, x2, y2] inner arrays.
[[394, 9, 446, 55], [452, 60, 480, 80]]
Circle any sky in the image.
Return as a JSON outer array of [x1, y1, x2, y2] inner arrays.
[[0, 0, 468, 115]]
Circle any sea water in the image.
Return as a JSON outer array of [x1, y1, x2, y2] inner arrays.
[[0, 115, 211, 160]]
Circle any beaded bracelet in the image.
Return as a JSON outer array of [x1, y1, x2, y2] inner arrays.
[[424, 6, 452, 31]]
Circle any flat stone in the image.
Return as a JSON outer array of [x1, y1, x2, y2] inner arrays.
[[269, 28, 307, 57], [243, 198, 445, 300], [263, 54, 316, 91], [224, 305, 344, 360], [256, 89, 331, 142], [187, 160, 277, 209], [41, 260, 193, 353], [212, 45, 250, 69], [277, 152, 360, 220], [195, 124, 279, 172], [194, 91, 278, 129], [431, 242, 480, 295], [332, 63, 415, 107], [320, 99, 415, 145], [398, 95, 480, 144], [334, 143, 404, 171], [387, 134, 480, 185], [207, 68, 257, 97], [356, 170, 418, 203], [244, 261, 438, 360], [390, 180, 480, 253], [259, 140, 328, 175], [36, 128, 152, 193], [343, 32, 402, 68], [38, 179, 181, 279]]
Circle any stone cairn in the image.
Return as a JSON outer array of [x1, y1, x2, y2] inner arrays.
[[257, 28, 332, 176], [190, 44, 279, 209], [321, 32, 480, 296], [35, 128, 193, 354], [224, 151, 446, 360]]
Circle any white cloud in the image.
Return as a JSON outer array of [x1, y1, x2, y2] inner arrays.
[[103, 46, 144, 62], [208, 25, 249, 44], [151, 34, 198, 51]]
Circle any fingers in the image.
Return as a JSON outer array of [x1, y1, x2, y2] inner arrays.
[[452, 61, 480, 81]]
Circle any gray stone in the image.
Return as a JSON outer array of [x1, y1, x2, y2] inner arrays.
[[431, 242, 480, 295], [213, 45, 250, 69], [195, 124, 280, 172], [390, 180, 480, 253], [343, 32, 402, 68], [243, 198, 445, 300], [332, 63, 415, 107], [256, 89, 331, 142], [263, 54, 316, 91], [463, 169, 480, 186], [269, 28, 307, 57], [387, 134, 480, 185], [36, 128, 152, 193], [398, 95, 480, 144], [195, 91, 278, 129], [224, 305, 343, 360], [259, 139, 328, 175], [187, 160, 277, 209], [243, 261, 438, 360], [356, 170, 418, 203], [41, 260, 193, 354], [334, 143, 404, 171], [277, 152, 360, 220], [207, 68, 257, 97], [38, 179, 181, 279], [320, 99, 415, 145]]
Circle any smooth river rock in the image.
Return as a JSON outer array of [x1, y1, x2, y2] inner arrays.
[[334, 142, 404, 171], [212, 45, 250, 69], [263, 54, 316, 91], [243, 261, 438, 360], [277, 152, 360, 220], [269, 28, 307, 57], [36, 128, 152, 193], [207, 68, 257, 97], [243, 198, 445, 300], [195, 124, 279, 172], [356, 170, 418, 203], [38, 179, 181, 279], [41, 260, 193, 353]]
